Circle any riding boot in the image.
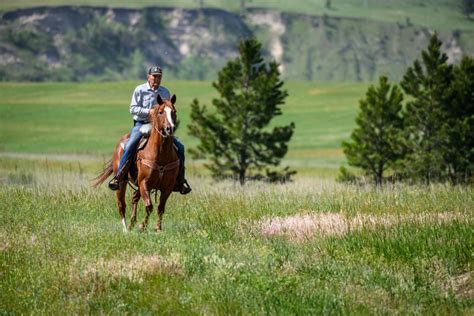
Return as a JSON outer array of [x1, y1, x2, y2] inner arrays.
[[108, 173, 122, 191], [174, 165, 192, 195], [108, 163, 129, 191]]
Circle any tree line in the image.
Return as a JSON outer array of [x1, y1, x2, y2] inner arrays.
[[341, 34, 473, 185], [188, 35, 473, 186]]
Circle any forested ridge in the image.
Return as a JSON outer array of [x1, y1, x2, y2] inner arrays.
[[1, 4, 473, 82]]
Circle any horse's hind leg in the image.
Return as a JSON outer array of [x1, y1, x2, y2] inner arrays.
[[139, 183, 153, 231], [116, 182, 128, 232], [156, 190, 172, 232], [128, 190, 141, 230]]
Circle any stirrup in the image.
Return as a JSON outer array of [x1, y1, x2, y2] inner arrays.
[[108, 176, 120, 191], [180, 179, 192, 195]]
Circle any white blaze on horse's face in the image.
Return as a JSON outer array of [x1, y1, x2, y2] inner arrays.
[[164, 106, 175, 129]]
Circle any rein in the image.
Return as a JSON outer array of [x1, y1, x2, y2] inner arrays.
[[137, 157, 180, 184], [154, 125, 168, 138], [136, 104, 178, 186]]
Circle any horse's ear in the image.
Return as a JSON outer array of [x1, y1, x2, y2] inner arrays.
[[156, 94, 164, 105], [170, 94, 176, 105]]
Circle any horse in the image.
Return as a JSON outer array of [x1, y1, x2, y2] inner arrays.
[[94, 94, 180, 232]]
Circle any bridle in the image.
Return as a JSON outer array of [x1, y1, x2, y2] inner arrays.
[[154, 124, 167, 138], [137, 103, 179, 183], [153, 104, 175, 139]]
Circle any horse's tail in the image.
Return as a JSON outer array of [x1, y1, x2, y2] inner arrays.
[[92, 160, 113, 188]]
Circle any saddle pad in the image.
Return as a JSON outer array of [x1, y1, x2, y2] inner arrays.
[[139, 123, 152, 135], [120, 136, 178, 152], [120, 137, 148, 151]]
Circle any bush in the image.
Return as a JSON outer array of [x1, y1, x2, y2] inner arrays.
[[336, 166, 358, 184], [5, 27, 51, 53]]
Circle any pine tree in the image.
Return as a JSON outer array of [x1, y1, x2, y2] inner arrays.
[[442, 56, 474, 184], [188, 38, 295, 185], [400, 33, 453, 184], [462, 0, 474, 18], [325, 0, 332, 9], [342, 76, 404, 186]]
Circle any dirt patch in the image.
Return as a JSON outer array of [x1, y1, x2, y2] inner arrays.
[[0, 230, 11, 252], [261, 213, 347, 241], [259, 212, 468, 242], [308, 88, 327, 95], [451, 272, 473, 299], [72, 253, 183, 284]]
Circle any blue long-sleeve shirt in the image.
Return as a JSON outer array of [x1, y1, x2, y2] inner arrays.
[[129, 82, 170, 122]]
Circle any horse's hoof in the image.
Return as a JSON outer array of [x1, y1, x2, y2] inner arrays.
[[122, 227, 128, 233]]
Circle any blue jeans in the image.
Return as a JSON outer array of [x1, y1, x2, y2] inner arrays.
[[173, 137, 185, 164], [117, 121, 185, 175]]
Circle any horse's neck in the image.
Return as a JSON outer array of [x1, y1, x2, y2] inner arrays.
[[146, 130, 175, 162]]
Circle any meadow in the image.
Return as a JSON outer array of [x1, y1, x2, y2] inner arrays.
[[0, 80, 369, 175], [0, 162, 472, 314], [0, 81, 473, 314]]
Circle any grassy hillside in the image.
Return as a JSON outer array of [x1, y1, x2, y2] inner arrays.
[[0, 81, 370, 173], [1, 0, 471, 30]]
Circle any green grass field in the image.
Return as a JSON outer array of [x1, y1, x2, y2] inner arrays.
[[1, 0, 472, 31], [0, 81, 472, 313], [0, 164, 472, 314], [0, 80, 369, 174]]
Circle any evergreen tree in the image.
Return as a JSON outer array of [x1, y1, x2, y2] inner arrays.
[[188, 38, 295, 185], [442, 55, 474, 184], [325, 0, 332, 9], [342, 76, 404, 186], [400, 33, 453, 184], [462, 0, 474, 18]]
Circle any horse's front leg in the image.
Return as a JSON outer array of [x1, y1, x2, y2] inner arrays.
[[116, 184, 128, 233], [155, 190, 172, 232], [128, 189, 141, 230], [139, 182, 153, 231]]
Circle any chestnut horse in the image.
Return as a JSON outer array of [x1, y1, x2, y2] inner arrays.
[[94, 95, 179, 232]]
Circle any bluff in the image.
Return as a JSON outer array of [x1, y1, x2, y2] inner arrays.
[[0, 6, 472, 81]]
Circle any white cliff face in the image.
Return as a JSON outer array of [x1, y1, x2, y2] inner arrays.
[[444, 37, 463, 64], [129, 12, 141, 27], [169, 8, 183, 28], [167, 8, 230, 60], [16, 13, 49, 26], [247, 11, 286, 74], [179, 42, 190, 56]]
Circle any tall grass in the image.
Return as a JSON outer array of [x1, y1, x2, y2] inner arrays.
[[1, 159, 472, 314]]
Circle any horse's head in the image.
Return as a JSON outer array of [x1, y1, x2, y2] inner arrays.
[[150, 94, 177, 138]]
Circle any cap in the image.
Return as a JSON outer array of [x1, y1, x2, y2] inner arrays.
[[148, 65, 163, 75]]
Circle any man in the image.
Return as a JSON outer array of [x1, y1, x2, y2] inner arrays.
[[108, 65, 192, 194]]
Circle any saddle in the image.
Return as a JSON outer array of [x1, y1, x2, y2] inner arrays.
[[120, 122, 152, 151], [120, 137, 149, 152]]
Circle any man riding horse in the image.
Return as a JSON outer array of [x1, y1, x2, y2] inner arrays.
[[108, 65, 192, 194]]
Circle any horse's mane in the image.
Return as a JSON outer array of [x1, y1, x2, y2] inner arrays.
[[149, 105, 161, 128]]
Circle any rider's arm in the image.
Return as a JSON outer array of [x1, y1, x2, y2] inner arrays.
[[129, 88, 150, 118]]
